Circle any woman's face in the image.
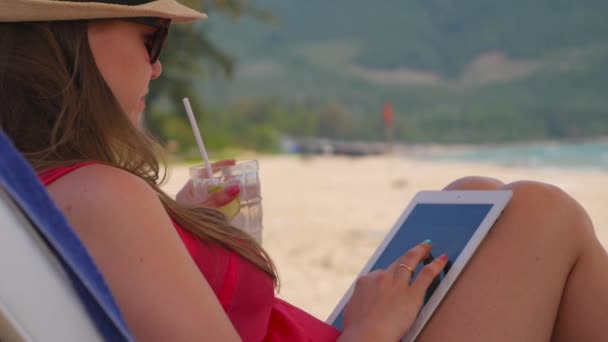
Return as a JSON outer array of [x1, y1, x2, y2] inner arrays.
[[87, 20, 163, 124]]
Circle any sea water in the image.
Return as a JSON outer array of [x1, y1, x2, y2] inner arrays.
[[420, 141, 608, 170]]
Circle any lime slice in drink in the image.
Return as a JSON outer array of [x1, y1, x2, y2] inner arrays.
[[208, 184, 241, 220], [218, 196, 241, 220]]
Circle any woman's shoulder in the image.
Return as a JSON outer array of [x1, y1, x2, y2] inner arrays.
[[46, 163, 164, 229], [48, 163, 155, 202], [49, 162, 149, 188]]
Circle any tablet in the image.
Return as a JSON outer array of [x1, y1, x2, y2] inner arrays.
[[327, 190, 512, 341]]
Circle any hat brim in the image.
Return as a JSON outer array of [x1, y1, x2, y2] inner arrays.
[[1, 0, 207, 23]]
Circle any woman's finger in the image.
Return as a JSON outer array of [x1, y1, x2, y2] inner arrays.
[[211, 160, 236, 173], [207, 183, 240, 207], [191, 160, 236, 179], [390, 240, 433, 284], [175, 180, 200, 205], [410, 254, 448, 296]]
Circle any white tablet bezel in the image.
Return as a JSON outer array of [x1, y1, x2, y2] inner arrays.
[[326, 190, 512, 341]]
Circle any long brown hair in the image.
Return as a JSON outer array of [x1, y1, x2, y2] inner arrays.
[[0, 20, 278, 285]]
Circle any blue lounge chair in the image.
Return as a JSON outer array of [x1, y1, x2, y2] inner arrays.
[[0, 130, 134, 341]]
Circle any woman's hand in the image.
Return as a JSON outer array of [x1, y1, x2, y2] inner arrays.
[[175, 160, 240, 208], [339, 241, 447, 342]]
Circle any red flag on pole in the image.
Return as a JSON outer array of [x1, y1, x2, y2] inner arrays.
[[383, 102, 393, 126]]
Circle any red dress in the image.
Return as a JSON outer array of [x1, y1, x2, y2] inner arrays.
[[39, 163, 341, 341]]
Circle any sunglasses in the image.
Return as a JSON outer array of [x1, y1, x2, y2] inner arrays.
[[121, 17, 172, 64]]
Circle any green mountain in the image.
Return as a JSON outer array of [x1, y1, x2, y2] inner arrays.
[[195, 0, 608, 143]]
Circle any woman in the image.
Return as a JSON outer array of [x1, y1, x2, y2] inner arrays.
[[1, 1, 606, 341]]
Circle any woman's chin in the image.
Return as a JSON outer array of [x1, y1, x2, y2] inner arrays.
[[135, 112, 144, 127], [126, 110, 143, 126], [128, 101, 146, 125], [138, 98, 146, 112]]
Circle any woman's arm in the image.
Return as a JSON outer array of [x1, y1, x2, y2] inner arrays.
[[46, 164, 241, 341]]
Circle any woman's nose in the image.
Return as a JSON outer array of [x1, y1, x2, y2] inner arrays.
[[151, 60, 163, 80]]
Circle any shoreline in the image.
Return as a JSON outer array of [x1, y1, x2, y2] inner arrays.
[[404, 140, 608, 171]]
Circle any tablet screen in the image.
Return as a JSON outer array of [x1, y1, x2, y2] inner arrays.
[[331, 203, 493, 330]]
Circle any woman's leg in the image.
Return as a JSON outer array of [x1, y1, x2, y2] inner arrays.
[[415, 177, 608, 341]]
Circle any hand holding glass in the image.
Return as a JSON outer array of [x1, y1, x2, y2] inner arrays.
[[190, 160, 263, 244]]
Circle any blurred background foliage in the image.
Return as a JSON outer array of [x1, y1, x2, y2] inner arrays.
[[145, 0, 608, 157], [145, 0, 279, 157]]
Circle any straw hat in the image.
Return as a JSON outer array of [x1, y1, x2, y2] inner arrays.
[[0, 0, 207, 23]]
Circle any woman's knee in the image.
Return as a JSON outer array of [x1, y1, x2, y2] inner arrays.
[[444, 177, 595, 245], [443, 176, 505, 191], [503, 180, 595, 242], [505, 180, 581, 216]]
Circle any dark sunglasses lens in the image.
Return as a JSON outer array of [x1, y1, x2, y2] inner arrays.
[[148, 27, 168, 63], [121, 17, 171, 63]]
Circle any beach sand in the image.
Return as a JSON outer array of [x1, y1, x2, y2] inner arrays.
[[162, 155, 608, 322]]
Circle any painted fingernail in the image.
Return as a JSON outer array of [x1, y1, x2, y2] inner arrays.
[[423, 239, 433, 245], [439, 254, 448, 261], [225, 184, 240, 196]]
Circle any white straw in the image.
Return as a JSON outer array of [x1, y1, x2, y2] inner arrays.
[[182, 97, 214, 179]]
